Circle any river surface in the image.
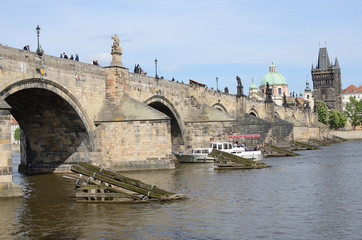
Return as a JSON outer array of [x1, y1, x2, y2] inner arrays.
[[1, 140, 362, 240]]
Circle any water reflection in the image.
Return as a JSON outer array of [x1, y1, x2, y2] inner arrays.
[[2, 140, 362, 239]]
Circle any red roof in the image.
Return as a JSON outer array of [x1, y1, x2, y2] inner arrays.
[[11, 118, 18, 125], [342, 84, 362, 94]]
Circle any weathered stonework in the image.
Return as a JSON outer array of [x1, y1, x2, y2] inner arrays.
[[0, 44, 324, 185]]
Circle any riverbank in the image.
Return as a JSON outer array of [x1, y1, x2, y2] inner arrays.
[[329, 129, 362, 140]]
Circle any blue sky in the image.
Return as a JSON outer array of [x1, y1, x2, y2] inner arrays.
[[1, 0, 362, 95]]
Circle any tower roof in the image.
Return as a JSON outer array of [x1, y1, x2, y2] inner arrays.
[[316, 47, 331, 70]]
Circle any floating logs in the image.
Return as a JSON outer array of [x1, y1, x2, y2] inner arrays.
[[64, 163, 186, 203], [309, 138, 330, 146], [290, 140, 321, 150], [263, 143, 300, 157], [209, 149, 271, 170]]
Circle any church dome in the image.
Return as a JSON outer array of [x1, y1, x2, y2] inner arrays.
[[260, 64, 287, 86]]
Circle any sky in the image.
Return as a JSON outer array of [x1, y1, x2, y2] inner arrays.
[[1, 0, 362, 95]]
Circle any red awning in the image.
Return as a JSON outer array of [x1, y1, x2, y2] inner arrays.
[[229, 134, 261, 139]]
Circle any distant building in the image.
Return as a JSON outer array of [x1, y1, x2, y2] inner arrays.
[[304, 78, 314, 110], [311, 47, 342, 112], [259, 63, 289, 106], [341, 84, 362, 111], [11, 117, 20, 144]]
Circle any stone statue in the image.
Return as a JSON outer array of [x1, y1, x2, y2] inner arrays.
[[236, 76, 243, 97], [283, 92, 287, 108], [264, 81, 273, 103], [111, 34, 122, 52], [110, 34, 123, 67]]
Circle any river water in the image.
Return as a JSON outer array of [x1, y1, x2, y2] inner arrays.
[[1, 140, 362, 240]]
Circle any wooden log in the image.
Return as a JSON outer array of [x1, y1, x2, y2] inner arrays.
[[333, 135, 347, 142], [71, 164, 165, 199], [209, 149, 271, 169], [63, 174, 143, 200], [76, 162, 173, 196], [290, 140, 320, 150], [265, 143, 300, 156], [309, 138, 330, 146]]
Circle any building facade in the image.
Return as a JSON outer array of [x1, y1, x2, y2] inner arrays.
[[311, 47, 342, 112], [341, 84, 362, 111]]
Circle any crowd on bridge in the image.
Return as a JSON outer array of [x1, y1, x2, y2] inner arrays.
[[60, 53, 79, 61]]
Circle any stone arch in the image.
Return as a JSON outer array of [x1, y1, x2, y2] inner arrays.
[[212, 103, 228, 113], [144, 95, 185, 152], [248, 108, 259, 118], [1, 78, 95, 173], [274, 112, 280, 118]]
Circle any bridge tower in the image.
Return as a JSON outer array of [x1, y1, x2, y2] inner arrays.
[[311, 46, 342, 112]]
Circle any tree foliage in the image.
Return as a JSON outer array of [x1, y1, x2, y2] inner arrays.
[[344, 97, 362, 127], [14, 127, 20, 141], [315, 101, 328, 125], [328, 109, 347, 130], [316, 100, 347, 129]]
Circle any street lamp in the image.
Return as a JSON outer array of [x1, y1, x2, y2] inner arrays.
[[154, 58, 158, 79], [36, 25, 41, 54], [216, 77, 219, 91]]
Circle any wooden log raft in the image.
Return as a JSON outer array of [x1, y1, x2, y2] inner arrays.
[[309, 138, 330, 146], [64, 163, 185, 203], [264, 143, 300, 157], [290, 140, 321, 150], [209, 149, 271, 170]]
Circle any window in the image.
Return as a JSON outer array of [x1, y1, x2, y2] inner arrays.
[[307, 95, 310, 99], [218, 144, 222, 150], [278, 88, 282, 95]]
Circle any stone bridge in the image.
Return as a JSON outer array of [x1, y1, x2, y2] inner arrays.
[[0, 44, 322, 195]]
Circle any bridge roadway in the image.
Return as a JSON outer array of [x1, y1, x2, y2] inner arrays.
[[0, 45, 322, 196]]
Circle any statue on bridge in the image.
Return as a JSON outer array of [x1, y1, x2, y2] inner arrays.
[[111, 34, 122, 52], [110, 34, 124, 67], [264, 81, 273, 103], [236, 76, 244, 97]]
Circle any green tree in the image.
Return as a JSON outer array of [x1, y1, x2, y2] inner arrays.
[[337, 111, 347, 128], [328, 109, 346, 130], [14, 127, 20, 141], [315, 101, 328, 125], [344, 97, 362, 128]]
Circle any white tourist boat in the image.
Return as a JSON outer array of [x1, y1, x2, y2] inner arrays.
[[173, 148, 215, 163], [210, 134, 264, 161]]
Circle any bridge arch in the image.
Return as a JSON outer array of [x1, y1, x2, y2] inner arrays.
[[1, 78, 95, 172], [144, 95, 185, 151], [248, 108, 259, 118], [212, 103, 228, 113]]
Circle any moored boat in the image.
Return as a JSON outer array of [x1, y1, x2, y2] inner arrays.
[[173, 148, 215, 163]]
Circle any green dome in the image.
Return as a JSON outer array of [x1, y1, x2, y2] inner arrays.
[[249, 82, 258, 89], [260, 64, 287, 86]]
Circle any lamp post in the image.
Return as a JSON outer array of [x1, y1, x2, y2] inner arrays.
[[154, 58, 158, 79], [216, 77, 219, 91], [36, 25, 41, 54]]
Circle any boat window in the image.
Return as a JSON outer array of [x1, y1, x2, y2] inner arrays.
[[223, 143, 228, 149], [202, 149, 208, 154], [194, 150, 201, 154], [212, 143, 217, 149], [218, 144, 222, 150], [228, 143, 232, 149]]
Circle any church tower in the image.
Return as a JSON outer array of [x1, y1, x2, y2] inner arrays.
[[311, 46, 342, 112]]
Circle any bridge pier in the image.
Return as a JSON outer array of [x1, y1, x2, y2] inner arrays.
[[0, 100, 22, 198]]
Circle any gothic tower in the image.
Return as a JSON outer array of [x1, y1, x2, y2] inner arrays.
[[311, 46, 342, 112]]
